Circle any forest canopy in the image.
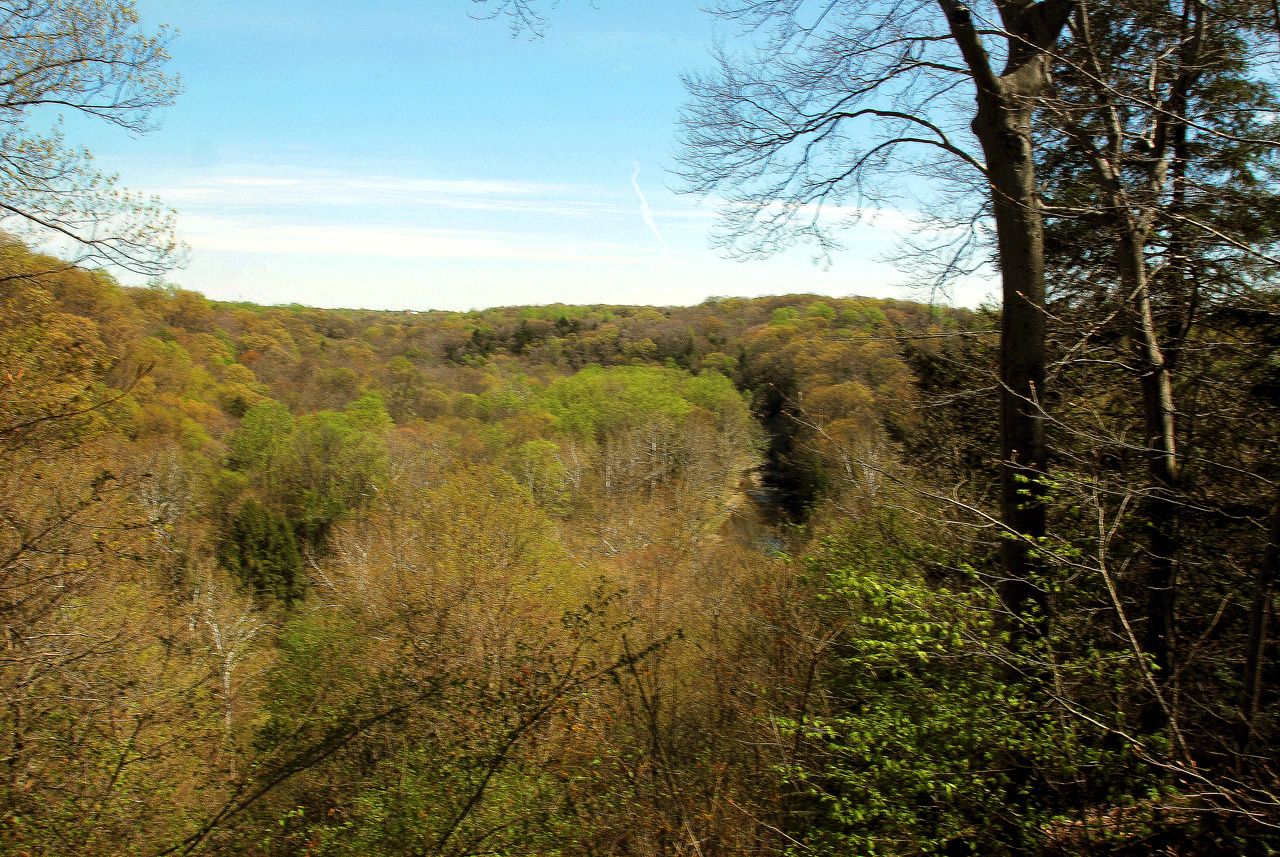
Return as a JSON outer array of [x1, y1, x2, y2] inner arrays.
[[1, 232, 1276, 854]]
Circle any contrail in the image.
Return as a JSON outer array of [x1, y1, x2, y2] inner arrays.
[[630, 162, 670, 256]]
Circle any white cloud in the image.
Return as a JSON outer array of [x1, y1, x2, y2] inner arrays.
[[156, 164, 726, 268]]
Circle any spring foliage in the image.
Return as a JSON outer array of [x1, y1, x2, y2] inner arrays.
[[1, 239, 1276, 855]]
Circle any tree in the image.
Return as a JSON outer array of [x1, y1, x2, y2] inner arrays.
[[0, 250, 232, 857], [218, 500, 305, 606], [1036, 0, 1280, 736], [0, 0, 181, 274]]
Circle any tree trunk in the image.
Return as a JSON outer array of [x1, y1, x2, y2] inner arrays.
[[940, 8, 1071, 850], [1238, 484, 1280, 758], [941, 0, 1074, 644], [1055, 0, 1204, 734], [1116, 229, 1182, 733], [981, 98, 1051, 645]]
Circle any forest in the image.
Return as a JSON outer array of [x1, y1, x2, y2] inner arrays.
[[2, 234, 1277, 855], [3, 0, 1280, 854]]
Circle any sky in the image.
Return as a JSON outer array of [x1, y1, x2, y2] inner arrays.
[[55, 0, 996, 312]]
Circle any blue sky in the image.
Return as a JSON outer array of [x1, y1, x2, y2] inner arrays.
[[61, 0, 993, 311]]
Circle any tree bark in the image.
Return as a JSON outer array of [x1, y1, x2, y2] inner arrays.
[[985, 98, 1051, 644], [937, 6, 1074, 848]]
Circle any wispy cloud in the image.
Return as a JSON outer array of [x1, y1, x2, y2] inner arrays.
[[146, 165, 955, 309], [179, 215, 678, 263], [153, 164, 721, 268], [159, 170, 630, 220]]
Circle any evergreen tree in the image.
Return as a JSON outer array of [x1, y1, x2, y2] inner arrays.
[[218, 500, 305, 606]]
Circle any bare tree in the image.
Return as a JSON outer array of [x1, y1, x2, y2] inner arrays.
[[0, 0, 182, 274], [469, 0, 558, 35]]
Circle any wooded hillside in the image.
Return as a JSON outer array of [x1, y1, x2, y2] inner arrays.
[[2, 236, 1276, 855]]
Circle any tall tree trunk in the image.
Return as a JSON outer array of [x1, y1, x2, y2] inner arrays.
[[941, 7, 1071, 851], [1057, 0, 1205, 734], [941, 0, 1074, 644], [982, 98, 1051, 645]]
